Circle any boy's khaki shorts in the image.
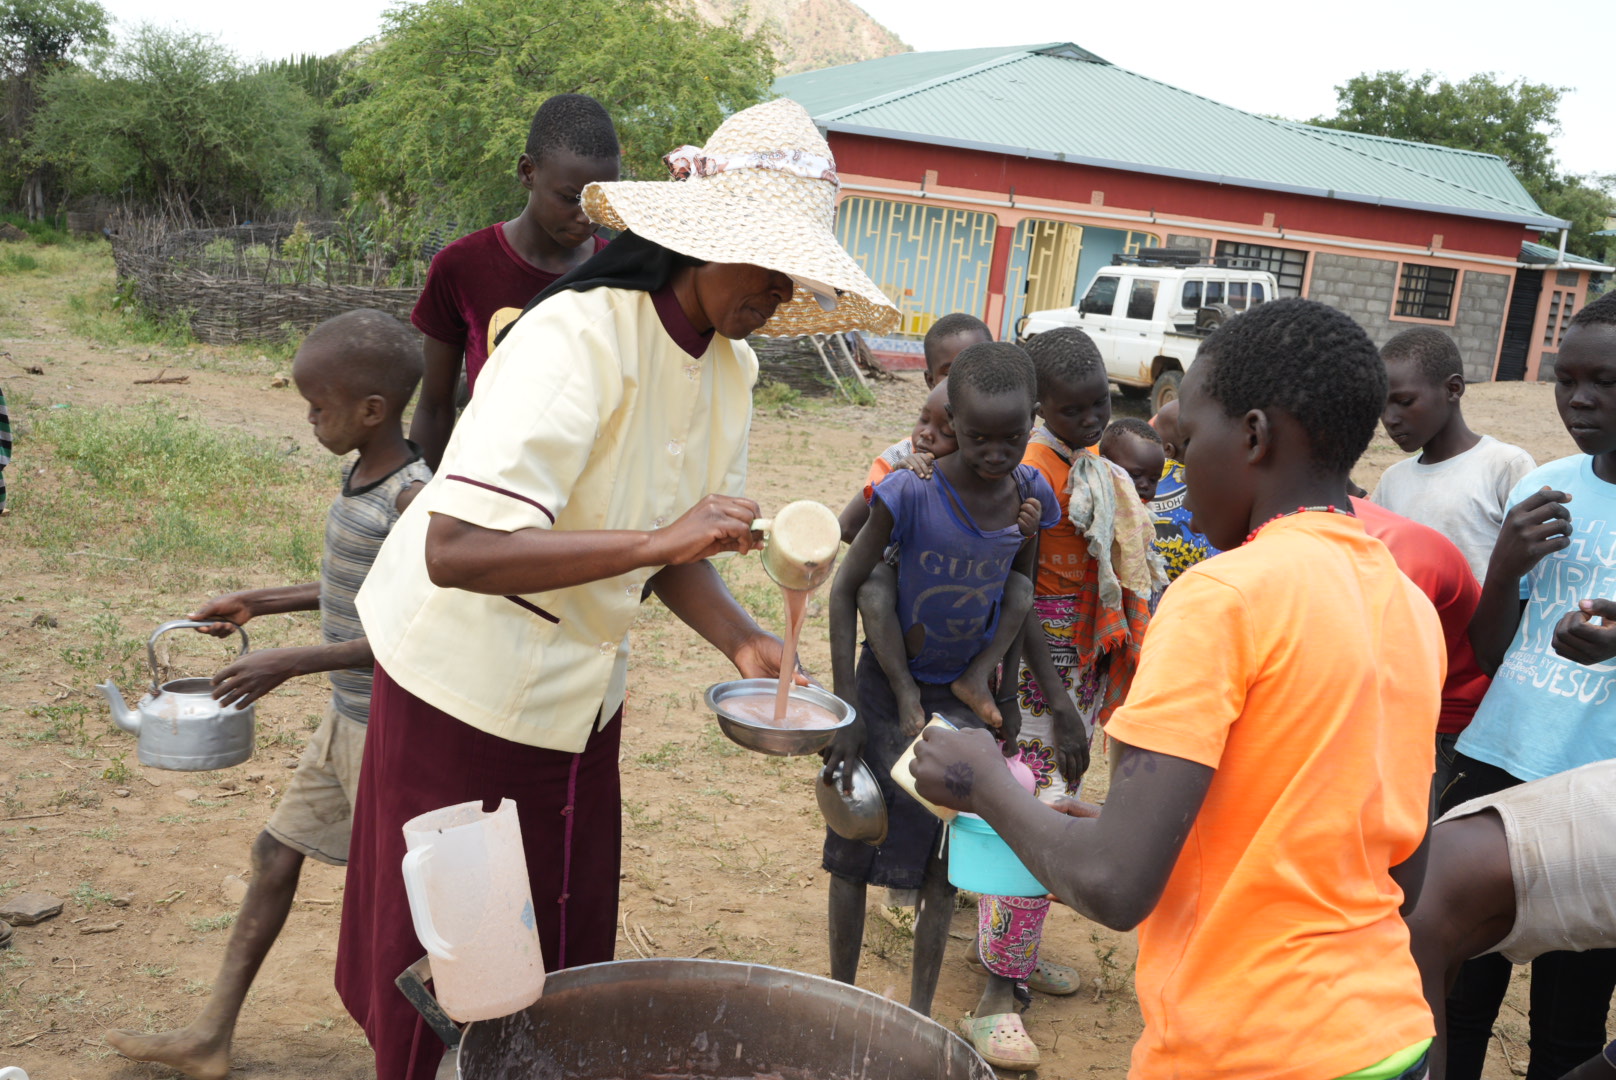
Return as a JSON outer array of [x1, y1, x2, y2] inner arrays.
[[264, 702, 366, 866]]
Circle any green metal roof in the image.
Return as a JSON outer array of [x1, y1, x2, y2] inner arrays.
[[775, 44, 1568, 230], [1520, 241, 1614, 271]]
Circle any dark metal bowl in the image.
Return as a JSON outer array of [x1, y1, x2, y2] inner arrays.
[[455, 958, 994, 1080], [704, 679, 855, 757]]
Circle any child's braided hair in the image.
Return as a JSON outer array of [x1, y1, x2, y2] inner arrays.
[[1196, 298, 1384, 475]]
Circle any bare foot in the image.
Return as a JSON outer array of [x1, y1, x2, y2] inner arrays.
[[896, 686, 927, 738], [105, 1024, 231, 1080], [951, 672, 1003, 730]]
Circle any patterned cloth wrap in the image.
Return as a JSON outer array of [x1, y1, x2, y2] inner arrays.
[[1064, 442, 1168, 608], [979, 894, 1052, 982]]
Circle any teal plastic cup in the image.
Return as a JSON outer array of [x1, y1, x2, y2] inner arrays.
[[946, 813, 1047, 897]]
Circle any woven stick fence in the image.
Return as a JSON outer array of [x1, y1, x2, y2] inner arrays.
[[109, 217, 422, 346], [108, 216, 891, 398]]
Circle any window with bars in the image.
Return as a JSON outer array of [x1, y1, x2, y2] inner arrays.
[[1396, 264, 1459, 320], [1214, 241, 1308, 297]]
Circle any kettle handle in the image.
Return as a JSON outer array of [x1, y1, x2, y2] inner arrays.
[[148, 619, 250, 695], [401, 847, 456, 961]]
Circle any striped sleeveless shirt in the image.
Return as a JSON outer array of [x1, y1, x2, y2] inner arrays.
[[324, 451, 432, 722]]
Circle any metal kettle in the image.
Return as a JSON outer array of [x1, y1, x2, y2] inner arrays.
[[96, 620, 255, 771]]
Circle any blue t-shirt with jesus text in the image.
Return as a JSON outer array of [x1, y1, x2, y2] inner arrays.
[[1457, 454, 1616, 781]]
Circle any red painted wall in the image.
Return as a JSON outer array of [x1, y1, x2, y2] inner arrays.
[[830, 133, 1532, 259]]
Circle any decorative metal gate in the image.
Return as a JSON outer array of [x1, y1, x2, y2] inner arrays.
[[835, 197, 997, 338]]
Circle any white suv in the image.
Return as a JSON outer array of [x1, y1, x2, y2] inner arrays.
[[1019, 253, 1279, 412]]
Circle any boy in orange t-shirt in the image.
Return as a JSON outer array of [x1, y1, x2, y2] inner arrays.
[[913, 299, 1444, 1080]]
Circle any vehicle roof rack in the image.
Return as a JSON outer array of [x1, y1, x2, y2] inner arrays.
[[1112, 248, 1265, 269]]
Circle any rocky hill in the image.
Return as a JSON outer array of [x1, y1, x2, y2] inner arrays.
[[688, 0, 909, 74]]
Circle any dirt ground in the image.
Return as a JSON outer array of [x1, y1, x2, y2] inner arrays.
[[0, 244, 1582, 1079]]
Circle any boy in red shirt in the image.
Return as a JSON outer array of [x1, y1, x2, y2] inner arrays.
[[409, 93, 620, 468], [913, 298, 1444, 1080]]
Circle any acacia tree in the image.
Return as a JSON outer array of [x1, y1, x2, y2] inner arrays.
[[339, 0, 777, 230], [1312, 71, 1616, 258], [0, 0, 110, 217], [26, 25, 327, 221]]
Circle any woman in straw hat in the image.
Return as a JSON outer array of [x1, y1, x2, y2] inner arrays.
[[338, 98, 897, 1080]]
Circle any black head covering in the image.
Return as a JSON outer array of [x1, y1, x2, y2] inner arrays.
[[491, 231, 701, 349]]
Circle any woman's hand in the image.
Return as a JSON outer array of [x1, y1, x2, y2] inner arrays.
[[1489, 488, 1573, 582], [651, 494, 763, 565], [731, 631, 811, 686]]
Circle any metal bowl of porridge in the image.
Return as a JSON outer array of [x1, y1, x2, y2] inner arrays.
[[704, 678, 855, 757]]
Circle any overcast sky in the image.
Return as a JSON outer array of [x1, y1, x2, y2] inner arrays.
[[99, 0, 1611, 178]]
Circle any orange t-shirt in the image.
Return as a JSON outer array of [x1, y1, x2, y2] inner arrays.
[[1022, 438, 1094, 597], [1105, 513, 1441, 1080]]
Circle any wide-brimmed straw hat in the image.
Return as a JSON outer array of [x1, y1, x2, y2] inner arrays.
[[582, 98, 900, 337]]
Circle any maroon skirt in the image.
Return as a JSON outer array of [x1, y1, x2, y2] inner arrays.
[[335, 665, 622, 1080]]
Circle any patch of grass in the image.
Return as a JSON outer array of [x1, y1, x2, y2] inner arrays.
[[182, 978, 210, 995], [66, 281, 195, 349], [72, 881, 116, 908], [190, 912, 236, 933], [12, 401, 326, 580], [22, 701, 90, 746], [697, 722, 742, 760], [635, 740, 685, 770], [101, 753, 133, 785], [78, 825, 121, 841], [0, 249, 40, 274], [753, 381, 804, 413], [139, 964, 177, 978]]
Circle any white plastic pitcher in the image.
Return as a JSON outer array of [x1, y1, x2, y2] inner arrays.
[[401, 799, 545, 1022]]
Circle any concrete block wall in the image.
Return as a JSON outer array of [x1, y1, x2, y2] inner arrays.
[[1306, 252, 1396, 344], [1308, 253, 1510, 381], [1451, 271, 1510, 382]]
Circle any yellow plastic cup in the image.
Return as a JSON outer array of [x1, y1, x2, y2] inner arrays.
[[890, 715, 958, 822]]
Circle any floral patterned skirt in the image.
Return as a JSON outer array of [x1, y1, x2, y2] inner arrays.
[[1012, 596, 1105, 800]]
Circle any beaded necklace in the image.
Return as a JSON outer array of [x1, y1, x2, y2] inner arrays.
[[1244, 504, 1353, 545]]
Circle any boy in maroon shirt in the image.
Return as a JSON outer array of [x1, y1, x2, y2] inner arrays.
[[409, 93, 621, 468]]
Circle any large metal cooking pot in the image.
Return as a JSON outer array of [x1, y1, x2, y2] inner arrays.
[[402, 957, 994, 1080]]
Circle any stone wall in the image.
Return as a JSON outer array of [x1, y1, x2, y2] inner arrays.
[[1307, 252, 1509, 381]]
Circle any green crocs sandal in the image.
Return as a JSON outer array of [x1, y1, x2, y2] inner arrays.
[[1026, 958, 1081, 996], [958, 1012, 1040, 1071], [967, 949, 1082, 997]]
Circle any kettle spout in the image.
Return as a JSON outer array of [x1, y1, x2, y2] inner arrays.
[[97, 682, 141, 734]]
